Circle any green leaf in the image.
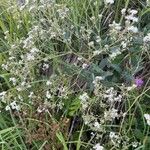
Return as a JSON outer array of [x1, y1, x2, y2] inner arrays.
[[134, 129, 144, 140], [56, 132, 68, 150], [68, 98, 81, 116]]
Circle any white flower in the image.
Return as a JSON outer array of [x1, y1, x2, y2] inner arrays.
[[10, 101, 20, 111], [79, 93, 89, 102], [144, 114, 150, 126], [94, 121, 100, 128], [10, 101, 17, 109], [109, 132, 115, 139], [127, 26, 138, 33], [104, 108, 118, 120], [42, 63, 49, 70], [0, 91, 6, 97], [46, 81, 52, 86], [93, 50, 101, 56], [132, 141, 139, 148], [121, 8, 126, 15], [121, 41, 127, 48], [109, 21, 122, 31], [77, 57, 82, 61], [26, 53, 35, 61], [28, 92, 34, 98], [93, 143, 104, 150], [143, 33, 150, 43], [96, 36, 101, 43], [79, 93, 89, 110], [30, 47, 39, 53], [5, 105, 11, 111], [93, 76, 104, 86], [127, 84, 136, 91], [110, 49, 121, 59], [147, 0, 150, 6], [129, 9, 138, 15], [9, 77, 17, 85], [105, 0, 115, 5], [46, 91, 51, 99], [88, 41, 94, 47], [82, 63, 89, 69]]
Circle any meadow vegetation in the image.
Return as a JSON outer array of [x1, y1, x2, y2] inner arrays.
[[0, 0, 150, 149]]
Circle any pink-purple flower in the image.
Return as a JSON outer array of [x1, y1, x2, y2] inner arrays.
[[135, 78, 144, 87]]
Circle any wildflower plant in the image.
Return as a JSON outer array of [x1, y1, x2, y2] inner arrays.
[[0, 0, 150, 149]]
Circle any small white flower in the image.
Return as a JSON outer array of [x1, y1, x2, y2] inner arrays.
[[93, 143, 104, 150], [79, 93, 89, 110], [109, 132, 115, 139], [26, 53, 35, 61], [121, 8, 126, 15], [104, 108, 118, 120], [105, 0, 115, 5], [30, 47, 39, 53], [93, 50, 101, 56], [129, 9, 138, 15], [109, 21, 122, 31], [5, 105, 11, 111], [77, 57, 82, 61], [79, 93, 89, 102], [9, 77, 17, 85], [143, 33, 150, 43], [127, 26, 138, 33], [10, 101, 17, 110], [46, 81, 52, 86], [28, 92, 34, 98], [125, 15, 138, 22], [127, 84, 136, 91], [82, 63, 89, 69], [46, 91, 51, 99], [88, 41, 94, 47], [93, 76, 104, 86], [96, 36, 101, 43], [147, 0, 150, 6], [144, 114, 150, 126], [43, 63, 49, 70], [132, 141, 139, 148], [121, 41, 127, 48], [0, 91, 6, 97], [110, 49, 121, 59], [94, 121, 100, 128]]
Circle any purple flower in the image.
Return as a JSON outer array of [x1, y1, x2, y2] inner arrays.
[[135, 78, 144, 87]]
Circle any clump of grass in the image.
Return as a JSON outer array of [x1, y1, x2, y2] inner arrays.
[[0, 0, 150, 149]]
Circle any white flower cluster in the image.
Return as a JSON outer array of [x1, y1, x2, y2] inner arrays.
[[79, 92, 89, 110], [125, 9, 138, 23], [109, 132, 121, 145], [5, 101, 20, 111], [93, 76, 104, 86], [9, 77, 17, 86], [93, 143, 104, 150], [109, 21, 121, 31], [0, 92, 7, 103], [104, 108, 118, 121], [125, 9, 139, 33], [57, 5, 69, 19], [104, 87, 122, 103], [109, 48, 122, 59]]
